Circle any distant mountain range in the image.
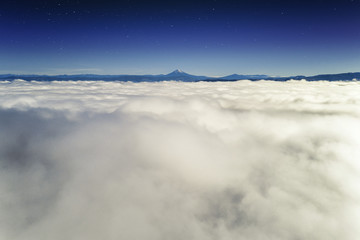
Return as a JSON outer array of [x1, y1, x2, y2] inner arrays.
[[1, 69, 360, 82]]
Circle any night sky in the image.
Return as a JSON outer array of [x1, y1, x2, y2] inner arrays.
[[1, 0, 360, 76]]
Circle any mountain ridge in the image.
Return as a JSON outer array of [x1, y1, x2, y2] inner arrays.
[[0, 70, 359, 82]]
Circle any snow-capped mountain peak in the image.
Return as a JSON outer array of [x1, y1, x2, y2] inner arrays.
[[166, 69, 190, 76]]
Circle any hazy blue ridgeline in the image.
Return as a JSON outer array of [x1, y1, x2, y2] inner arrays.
[[0, 70, 359, 82]]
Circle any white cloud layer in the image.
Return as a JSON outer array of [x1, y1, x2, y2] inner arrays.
[[1, 80, 360, 239]]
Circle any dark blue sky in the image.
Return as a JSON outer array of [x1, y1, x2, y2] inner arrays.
[[1, 0, 360, 76]]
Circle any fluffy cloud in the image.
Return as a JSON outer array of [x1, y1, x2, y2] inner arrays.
[[1, 80, 360, 239]]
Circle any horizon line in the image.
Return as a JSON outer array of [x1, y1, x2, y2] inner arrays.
[[1, 69, 359, 78]]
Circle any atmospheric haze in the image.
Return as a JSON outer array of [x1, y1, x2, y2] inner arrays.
[[1, 80, 360, 240]]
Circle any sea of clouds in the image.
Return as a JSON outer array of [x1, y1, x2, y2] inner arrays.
[[1, 79, 360, 239]]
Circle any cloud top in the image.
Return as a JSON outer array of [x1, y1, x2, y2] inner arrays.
[[1, 80, 360, 239]]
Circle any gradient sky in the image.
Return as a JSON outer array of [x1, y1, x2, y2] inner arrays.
[[1, 0, 360, 76]]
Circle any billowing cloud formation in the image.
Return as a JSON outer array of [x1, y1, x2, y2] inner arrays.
[[1, 80, 360, 239]]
